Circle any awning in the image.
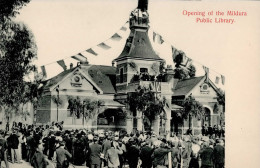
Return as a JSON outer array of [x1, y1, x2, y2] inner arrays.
[[101, 99, 125, 108], [171, 104, 183, 110]]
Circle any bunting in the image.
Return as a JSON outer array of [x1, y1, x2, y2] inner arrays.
[[71, 53, 88, 63], [86, 48, 98, 56], [111, 33, 122, 41], [120, 26, 127, 31], [221, 75, 225, 85], [41, 66, 47, 78], [157, 34, 164, 44], [153, 32, 156, 42], [215, 76, 220, 84], [203, 65, 209, 83], [171, 46, 178, 61], [57, 60, 67, 71], [97, 42, 111, 50]]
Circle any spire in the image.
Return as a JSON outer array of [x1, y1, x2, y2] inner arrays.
[[114, 0, 163, 62], [137, 0, 148, 11]]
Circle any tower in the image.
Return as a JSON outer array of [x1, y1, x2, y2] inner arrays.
[[114, 0, 164, 93]]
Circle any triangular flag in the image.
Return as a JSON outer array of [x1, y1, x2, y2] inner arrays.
[[215, 76, 220, 84], [86, 48, 98, 56], [57, 60, 67, 71], [97, 42, 111, 50], [153, 32, 156, 42], [120, 26, 127, 31], [71, 53, 88, 63], [111, 33, 122, 41], [221, 75, 225, 85], [171, 46, 178, 61], [40, 66, 47, 78], [156, 34, 164, 44], [203, 65, 209, 83]]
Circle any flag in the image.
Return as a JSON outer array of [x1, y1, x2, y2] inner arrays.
[[221, 75, 225, 85], [86, 48, 98, 56], [57, 60, 67, 71], [215, 76, 220, 84], [111, 33, 122, 41], [97, 42, 111, 50], [153, 32, 156, 42], [203, 65, 209, 83], [71, 53, 88, 63], [41, 66, 47, 78], [156, 34, 164, 44], [120, 26, 127, 31]]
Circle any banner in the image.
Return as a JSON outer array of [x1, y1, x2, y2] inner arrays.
[[86, 48, 98, 56], [71, 53, 88, 63], [111, 33, 122, 41], [221, 75, 225, 85], [57, 60, 67, 70], [203, 65, 209, 83], [120, 26, 127, 31], [41, 66, 47, 78], [97, 42, 111, 50], [215, 76, 220, 84]]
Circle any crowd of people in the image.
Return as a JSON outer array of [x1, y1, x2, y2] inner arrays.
[[0, 121, 225, 168]]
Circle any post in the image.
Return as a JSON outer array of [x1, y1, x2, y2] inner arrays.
[[56, 85, 59, 122]]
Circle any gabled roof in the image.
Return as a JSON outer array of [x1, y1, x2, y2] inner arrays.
[[42, 68, 76, 90], [172, 76, 205, 96], [115, 30, 163, 61], [42, 65, 116, 94], [83, 65, 116, 94]]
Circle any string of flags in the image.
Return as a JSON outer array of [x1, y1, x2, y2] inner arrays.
[[152, 30, 225, 85], [39, 20, 225, 86], [39, 21, 129, 78]]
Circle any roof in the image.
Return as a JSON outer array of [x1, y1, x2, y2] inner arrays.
[[84, 65, 116, 94], [172, 76, 205, 96], [43, 68, 76, 90], [115, 30, 163, 61]]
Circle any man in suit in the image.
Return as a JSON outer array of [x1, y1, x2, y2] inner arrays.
[[198, 141, 214, 168], [89, 136, 102, 168], [213, 139, 225, 168]]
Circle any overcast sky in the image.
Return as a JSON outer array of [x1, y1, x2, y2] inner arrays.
[[15, 0, 260, 89]]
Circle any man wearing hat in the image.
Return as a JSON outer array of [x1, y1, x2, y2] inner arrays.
[[89, 136, 102, 168], [213, 139, 225, 168], [0, 130, 9, 168]]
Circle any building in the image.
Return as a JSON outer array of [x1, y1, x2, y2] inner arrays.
[[35, 0, 224, 136]]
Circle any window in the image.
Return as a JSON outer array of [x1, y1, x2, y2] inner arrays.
[[120, 68, 124, 83], [140, 68, 148, 73]]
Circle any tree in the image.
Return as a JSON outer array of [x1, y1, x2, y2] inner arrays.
[[182, 94, 203, 134], [0, 0, 31, 22], [0, 0, 37, 126], [128, 85, 169, 130]]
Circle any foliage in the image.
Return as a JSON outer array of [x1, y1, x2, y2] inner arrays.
[[128, 86, 168, 123], [67, 96, 103, 119], [0, 0, 37, 122], [174, 67, 190, 80], [0, 21, 37, 107], [0, 0, 31, 22], [174, 63, 196, 80], [159, 61, 166, 74], [173, 51, 185, 68], [182, 94, 203, 121], [188, 64, 196, 77]]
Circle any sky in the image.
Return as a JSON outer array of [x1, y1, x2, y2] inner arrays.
[[13, 0, 248, 90], [15, 0, 260, 167]]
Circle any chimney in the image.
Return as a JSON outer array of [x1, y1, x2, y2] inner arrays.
[[112, 60, 115, 67], [70, 63, 73, 69]]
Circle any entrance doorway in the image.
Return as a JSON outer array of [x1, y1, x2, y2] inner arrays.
[[202, 107, 211, 127]]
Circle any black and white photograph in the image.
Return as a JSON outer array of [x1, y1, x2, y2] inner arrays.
[[1, 0, 260, 168]]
